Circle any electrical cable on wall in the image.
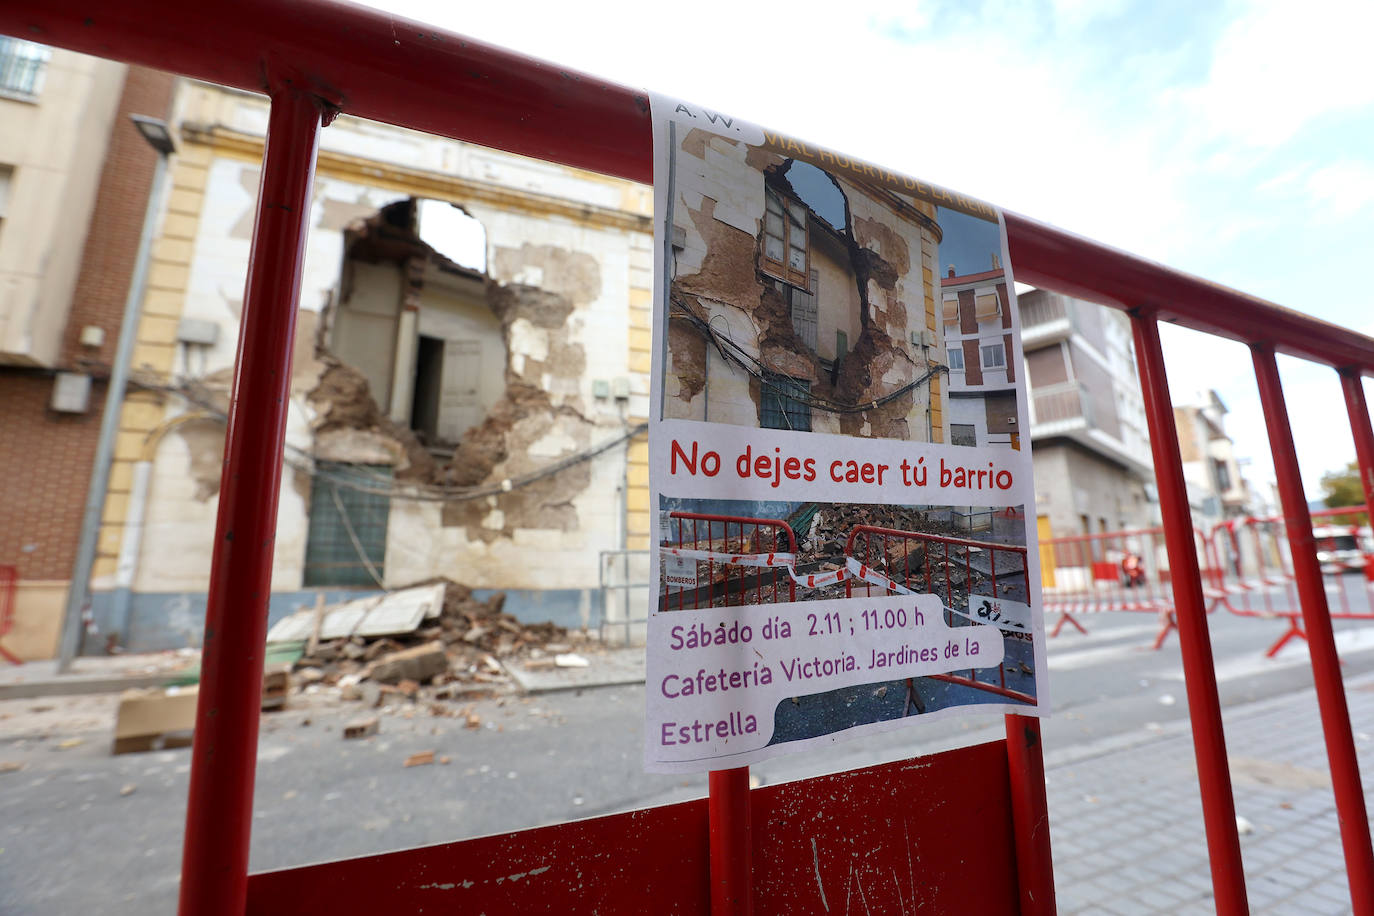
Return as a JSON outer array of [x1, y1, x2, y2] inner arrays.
[[669, 300, 947, 414], [129, 373, 646, 504]]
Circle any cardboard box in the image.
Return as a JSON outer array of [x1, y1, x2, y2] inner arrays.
[[112, 686, 198, 755]]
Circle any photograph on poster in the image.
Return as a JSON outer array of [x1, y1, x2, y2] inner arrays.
[[661, 130, 1020, 451], [656, 493, 1036, 748]]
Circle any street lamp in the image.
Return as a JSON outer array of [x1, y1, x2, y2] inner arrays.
[[57, 113, 177, 670], [131, 114, 176, 156]]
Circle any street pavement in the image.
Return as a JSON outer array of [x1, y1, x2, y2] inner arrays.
[[1, 607, 1373, 913]]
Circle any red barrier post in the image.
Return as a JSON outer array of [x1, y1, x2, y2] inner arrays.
[[709, 767, 753, 915], [1005, 715, 1055, 915], [1253, 347, 1374, 912], [1340, 370, 1374, 530], [177, 88, 324, 916], [1131, 313, 1249, 914]]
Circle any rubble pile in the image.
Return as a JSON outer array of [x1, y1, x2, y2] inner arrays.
[[289, 579, 588, 708]]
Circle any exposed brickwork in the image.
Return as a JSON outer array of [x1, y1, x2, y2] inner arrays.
[[61, 67, 175, 370], [0, 67, 172, 584], [0, 374, 105, 579]]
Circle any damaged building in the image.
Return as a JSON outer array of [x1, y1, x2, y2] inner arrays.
[[664, 130, 949, 442], [67, 79, 657, 651]]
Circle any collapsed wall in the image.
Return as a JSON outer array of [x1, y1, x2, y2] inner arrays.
[[304, 201, 634, 590]]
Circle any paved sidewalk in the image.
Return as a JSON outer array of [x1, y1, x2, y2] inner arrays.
[[1046, 673, 1374, 914], [0, 652, 199, 699]]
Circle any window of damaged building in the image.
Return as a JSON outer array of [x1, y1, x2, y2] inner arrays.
[[303, 464, 392, 587], [759, 161, 867, 387], [761, 372, 812, 432]]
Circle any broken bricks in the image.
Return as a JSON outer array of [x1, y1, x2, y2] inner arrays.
[[343, 717, 380, 739], [364, 642, 448, 685]]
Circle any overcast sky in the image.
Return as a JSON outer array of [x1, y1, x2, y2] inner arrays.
[[363, 0, 1374, 499]]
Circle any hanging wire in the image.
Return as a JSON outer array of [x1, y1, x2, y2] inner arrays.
[[669, 298, 947, 414]]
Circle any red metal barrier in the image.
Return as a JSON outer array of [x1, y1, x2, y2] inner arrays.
[[11, 1, 1372, 912], [662, 512, 797, 610], [0, 565, 20, 665], [844, 526, 1035, 704], [1206, 506, 1374, 657]]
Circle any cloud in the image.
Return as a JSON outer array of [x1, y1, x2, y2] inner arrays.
[[1304, 161, 1374, 220], [1175, 0, 1374, 148]]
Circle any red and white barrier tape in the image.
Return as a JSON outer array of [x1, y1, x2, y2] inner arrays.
[[843, 557, 1031, 634], [660, 547, 1032, 632], [659, 546, 849, 589], [1042, 600, 1170, 614]]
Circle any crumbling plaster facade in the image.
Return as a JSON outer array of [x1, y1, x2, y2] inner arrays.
[[665, 130, 947, 442], [91, 80, 655, 623]]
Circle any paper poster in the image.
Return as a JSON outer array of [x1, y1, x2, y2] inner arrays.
[[646, 96, 1048, 773]]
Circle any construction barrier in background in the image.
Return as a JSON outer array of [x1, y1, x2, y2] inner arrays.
[[1039, 506, 1374, 658], [0, 565, 19, 665], [1039, 526, 1193, 648], [845, 526, 1034, 703], [1204, 505, 1374, 657]]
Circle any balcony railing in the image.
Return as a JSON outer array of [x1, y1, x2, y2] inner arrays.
[[1021, 291, 1069, 329], [1032, 381, 1092, 426], [0, 37, 50, 99]]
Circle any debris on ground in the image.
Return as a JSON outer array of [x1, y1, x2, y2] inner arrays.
[[403, 750, 436, 768], [265, 578, 600, 721], [112, 686, 198, 755], [261, 664, 291, 711], [343, 717, 379, 739]]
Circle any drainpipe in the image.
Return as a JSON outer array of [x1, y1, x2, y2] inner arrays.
[[108, 459, 152, 643], [56, 116, 175, 671]]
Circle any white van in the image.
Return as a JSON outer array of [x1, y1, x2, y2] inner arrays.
[[1313, 525, 1368, 574]]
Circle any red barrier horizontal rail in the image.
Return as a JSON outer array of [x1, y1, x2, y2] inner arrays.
[[8, 0, 1374, 371]]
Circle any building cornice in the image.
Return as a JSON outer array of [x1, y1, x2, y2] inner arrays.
[[178, 123, 654, 235]]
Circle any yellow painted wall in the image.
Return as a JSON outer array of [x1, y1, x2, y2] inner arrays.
[[93, 145, 211, 581]]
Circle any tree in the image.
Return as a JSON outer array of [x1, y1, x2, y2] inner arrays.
[[1320, 461, 1366, 522]]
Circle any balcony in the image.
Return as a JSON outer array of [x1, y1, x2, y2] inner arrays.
[[1020, 292, 1076, 348], [1031, 380, 1153, 474], [1032, 381, 1092, 429]]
